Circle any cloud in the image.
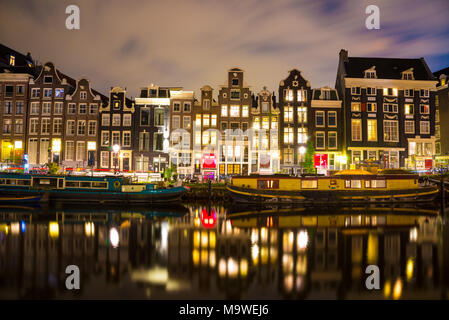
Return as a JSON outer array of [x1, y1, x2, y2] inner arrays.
[[1, 0, 448, 99]]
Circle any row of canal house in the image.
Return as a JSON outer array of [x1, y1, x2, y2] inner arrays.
[[0, 42, 441, 178]]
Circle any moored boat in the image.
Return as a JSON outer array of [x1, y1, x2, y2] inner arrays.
[[226, 169, 438, 204], [0, 172, 188, 204]]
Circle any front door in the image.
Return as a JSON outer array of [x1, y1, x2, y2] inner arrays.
[[123, 157, 130, 171]]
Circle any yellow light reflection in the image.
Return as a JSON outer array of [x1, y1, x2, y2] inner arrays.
[[49, 222, 59, 239], [406, 258, 414, 281], [251, 244, 259, 265], [192, 249, 200, 266], [201, 249, 208, 265], [218, 259, 226, 276], [384, 280, 391, 298], [393, 278, 403, 300], [193, 231, 200, 248], [84, 222, 95, 237], [201, 231, 208, 247], [209, 251, 216, 268], [240, 259, 248, 277], [367, 233, 378, 264], [209, 231, 216, 248]]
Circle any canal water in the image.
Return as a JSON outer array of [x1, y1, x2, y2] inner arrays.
[[0, 202, 448, 300]]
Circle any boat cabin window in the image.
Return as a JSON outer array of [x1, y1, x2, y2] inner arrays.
[[33, 178, 58, 187], [16, 179, 31, 186], [0, 179, 30, 185], [257, 180, 279, 189], [345, 180, 362, 188], [301, 179, 318, 189], [92, 181, 108, 188], [365, 180, 371, 188], [372, 180, 386, 188], [65, 181, 80, 188], [80, 182, 91, 188]]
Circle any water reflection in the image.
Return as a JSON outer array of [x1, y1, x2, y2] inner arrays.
[[0, 203, 448, 299]]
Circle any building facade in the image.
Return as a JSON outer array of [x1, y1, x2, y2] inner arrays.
[[336, 49, 438, 170], [27, 62, 76, 167], [169, 89, 195, 179], [278, 69, 312, 175], [0, 44, 35, 166], [434, 67, 449, 165], [250, 86, 280, 174], [133, 85, 172, 173], [310, 86, 345, 173], [218, 68, 252, 177], [63, 78, 106, 169], [192, 85, 221, 180], [99, 86, 134, 171]]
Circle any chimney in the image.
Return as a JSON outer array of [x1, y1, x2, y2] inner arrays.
[[339, 49, 349, 62]]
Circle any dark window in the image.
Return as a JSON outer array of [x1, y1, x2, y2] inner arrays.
[[150, 89, 158, 97], [232, 78, 239, 86], [5, 85, 13, 97], [44, 76, 53, 84], [159, 89, 168, 98], [141, 109, 150, 125], [140, 89, 148, 98]]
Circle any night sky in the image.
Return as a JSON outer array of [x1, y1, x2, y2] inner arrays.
[[1, 0, 449, 98]]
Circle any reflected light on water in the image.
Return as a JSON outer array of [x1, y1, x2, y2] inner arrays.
[[109, 227, 119, 248], [393, 278, 403, 300]]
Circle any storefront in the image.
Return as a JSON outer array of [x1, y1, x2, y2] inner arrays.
[[202, 153, 217, 180]]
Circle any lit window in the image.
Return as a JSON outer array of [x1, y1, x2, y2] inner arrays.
[[297, 107, 307, 123], [284, 127, 293, 144], [203, 114, 210, 127], [367, 119, 377, 141], [297, 127, 307, 143], [351, 119, 361, 141], [9, 55, 15, 66], [211, 114, 217, 127], [285, 89, 294, 101], [351, 103, 361, 112], [221, 105, 228, 117], [196, 114, 201, 127], [404, 104, 414, 115], [242, 105, 249, 117], [230, 105, 240, 117], [284, 107, 294, 122]]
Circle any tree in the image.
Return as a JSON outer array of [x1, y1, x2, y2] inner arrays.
[[303, 139, 315, 174], [46, 162, 60, 175]]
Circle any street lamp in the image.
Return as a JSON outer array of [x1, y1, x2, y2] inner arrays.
[[112, 144, 120, 173]]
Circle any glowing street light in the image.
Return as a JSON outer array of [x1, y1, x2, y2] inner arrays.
[[112, 144, 120, 173]]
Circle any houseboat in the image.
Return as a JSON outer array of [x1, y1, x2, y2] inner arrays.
[[0, 173, 188, 204], [226, 169, 438, 204]]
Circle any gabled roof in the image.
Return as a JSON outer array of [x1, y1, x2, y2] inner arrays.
[[343, 55, 434, 80]]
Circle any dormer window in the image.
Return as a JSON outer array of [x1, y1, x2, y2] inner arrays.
[[9, 55, 15, 66], [232, 78, 239, 86], [364, 66, 376, 79], [80, 91, 87, 100], [401, 68, 414, 80], [150, 89, 158, 97], [321, 89, 331, 100]]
